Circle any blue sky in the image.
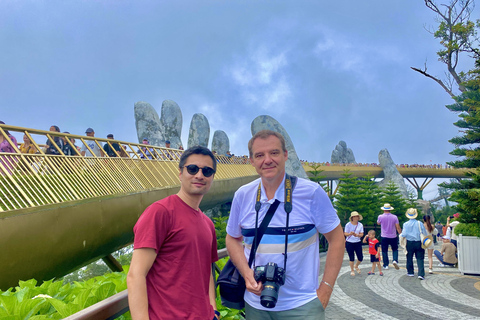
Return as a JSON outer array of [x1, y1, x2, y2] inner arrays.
[[1, 0, 477, 200]]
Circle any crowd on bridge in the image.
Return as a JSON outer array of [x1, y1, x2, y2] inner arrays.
[[0, 122, 186, 159], [302, 161, 456, 169]]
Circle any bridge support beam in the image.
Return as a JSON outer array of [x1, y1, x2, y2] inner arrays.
[[405, 177, 434, 200], [102, 254, 123, 273]]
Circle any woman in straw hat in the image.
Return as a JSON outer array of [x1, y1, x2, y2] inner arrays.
[[400, 208, 427, 280], [344, 211, 364, 276]]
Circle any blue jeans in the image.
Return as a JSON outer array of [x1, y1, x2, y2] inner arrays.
[[381, 236, 398, 267], [434, 250, 456, 265], [406, 240, 425, 277]]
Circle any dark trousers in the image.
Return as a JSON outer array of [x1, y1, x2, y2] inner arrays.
[[381, 237, 398, 267], [346, 241, 363, 262], [406, 240, 425, 277]]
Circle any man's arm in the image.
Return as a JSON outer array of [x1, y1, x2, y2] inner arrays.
[[317, 224, 345, 309], [127, 248, 157, 320], [395, 223, 402, 234], [208, 271, 218, 319], [225, 234, 262, 295]]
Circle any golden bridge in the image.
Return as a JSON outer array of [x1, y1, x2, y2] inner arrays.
[[0, 124, 470, 291]]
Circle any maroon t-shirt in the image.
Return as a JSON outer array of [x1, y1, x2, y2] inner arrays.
[[133, 195, 218, 320]]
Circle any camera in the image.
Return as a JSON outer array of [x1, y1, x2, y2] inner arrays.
[[254, 262, 286, 308], [449, 216, 454, 219]]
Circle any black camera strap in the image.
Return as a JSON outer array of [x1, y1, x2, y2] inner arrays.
[[250, 174, 296, 269]]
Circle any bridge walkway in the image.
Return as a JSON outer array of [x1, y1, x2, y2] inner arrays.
[[0, 124, 258, 290]]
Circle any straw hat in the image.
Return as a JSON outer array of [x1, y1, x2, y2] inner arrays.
[[381, 203, 394, 211], [349, 211, 363, 221], [405, 208, 418, 219]]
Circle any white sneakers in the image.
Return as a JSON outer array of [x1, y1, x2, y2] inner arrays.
[[392, 261, 399, 270], [429, 268, 433, 274]]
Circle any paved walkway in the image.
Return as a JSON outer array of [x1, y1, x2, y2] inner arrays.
[[321, 243, 480, 320]]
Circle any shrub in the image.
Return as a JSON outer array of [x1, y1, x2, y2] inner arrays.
[[454, 222, 480, 238]]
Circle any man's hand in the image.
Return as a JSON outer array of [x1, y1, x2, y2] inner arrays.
[[317, 281, 333, 309], [244, 268, 263, 296]]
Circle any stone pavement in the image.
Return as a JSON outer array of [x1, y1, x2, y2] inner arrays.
[[320, 243, 480, 320]]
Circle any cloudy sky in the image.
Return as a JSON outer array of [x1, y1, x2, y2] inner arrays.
[[1, 0, 477, 200]]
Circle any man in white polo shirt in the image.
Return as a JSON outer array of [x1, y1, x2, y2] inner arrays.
[[226, 130, 345, 320]]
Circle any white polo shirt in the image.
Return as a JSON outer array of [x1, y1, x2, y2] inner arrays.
[[226, 175, 340, 311]]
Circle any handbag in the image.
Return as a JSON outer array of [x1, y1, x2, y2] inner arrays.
[[418, 221, 433, 249], [217, 199, 280, 309], [217, 175, 297, 309]]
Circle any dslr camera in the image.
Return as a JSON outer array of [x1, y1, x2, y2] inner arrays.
[[254, 262, 286, 308]]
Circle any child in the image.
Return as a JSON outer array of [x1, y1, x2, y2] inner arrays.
[[363, 230, 383, 276]]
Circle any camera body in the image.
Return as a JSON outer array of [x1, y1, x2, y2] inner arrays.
[[254, 262, 286, 308], [449, 215, 454, 219]]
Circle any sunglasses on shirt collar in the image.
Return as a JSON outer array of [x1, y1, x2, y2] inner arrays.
[[182, 164, 216, 177]]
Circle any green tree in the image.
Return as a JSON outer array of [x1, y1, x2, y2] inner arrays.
[[307, 162, 331, 196], [334, 170, 383, 226], [334, 170, 364, 224], [357, 175, 383, 226], [441, 63, 480, 232], [413, 0, 480, 97]]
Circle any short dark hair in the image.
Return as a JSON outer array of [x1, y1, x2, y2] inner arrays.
[[248, 130, 286, 158], [179, 145, 217, 172]]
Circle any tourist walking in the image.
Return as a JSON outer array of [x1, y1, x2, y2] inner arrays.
[[400, 208, 427, 280], [344, 211, 364, 276], [363, 230, 383, 276], [377, 203, 402, 270], [423, 215, 436, 274]]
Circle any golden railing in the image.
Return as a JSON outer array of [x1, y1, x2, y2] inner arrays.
[[0, 124, 256, 212]]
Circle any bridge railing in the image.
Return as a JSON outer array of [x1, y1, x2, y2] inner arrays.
[[64, 248, 230, 320], [0, 124, 257, 212]]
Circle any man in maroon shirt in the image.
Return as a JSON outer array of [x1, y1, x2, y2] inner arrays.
[[127, 146, 220, 320]]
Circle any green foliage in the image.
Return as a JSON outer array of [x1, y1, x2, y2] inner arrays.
[[431, 204, 457, 224], [214, 216, 229, 249], [307, 162, 330, 194], [62, 245, 133, 284], [442, 57, 480, 232], [357, 175, 382, 226], [0, 270, 131, 319], [454, 222, 480, 237], [334, 170, 365, 224], [334, 170, 383, 226]]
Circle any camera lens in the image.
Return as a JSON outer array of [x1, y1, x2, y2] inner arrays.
[[260, 281, 280, 308]]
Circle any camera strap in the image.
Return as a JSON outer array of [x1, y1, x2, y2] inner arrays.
[[251, 174, 296, 269]]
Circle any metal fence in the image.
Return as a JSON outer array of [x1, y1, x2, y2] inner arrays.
[[0, 124, 256, 212]]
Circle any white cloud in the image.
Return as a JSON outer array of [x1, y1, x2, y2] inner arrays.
[[313, 28, 404, 79], [227, 47, 292, 112]]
